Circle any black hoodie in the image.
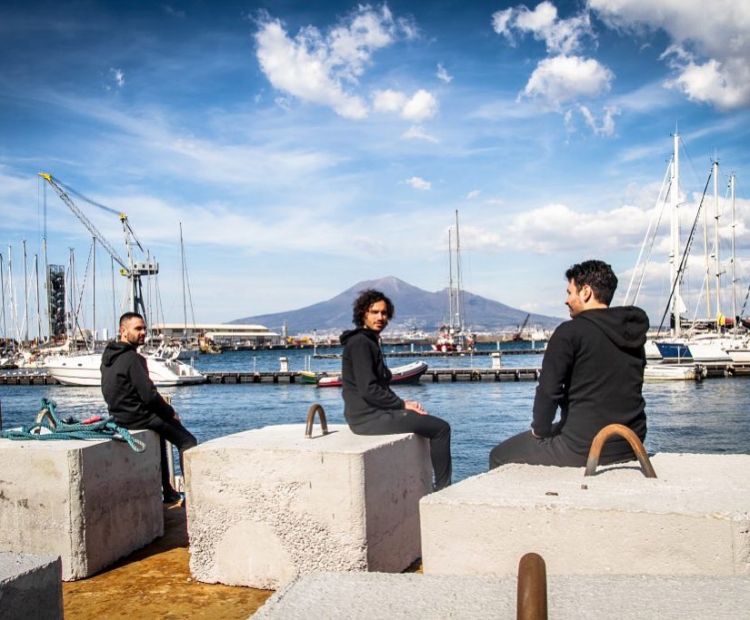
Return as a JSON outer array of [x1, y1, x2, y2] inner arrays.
[[100, 340, 175, 426], [340, 327, 404, 426], [532, 306, 649, 457]]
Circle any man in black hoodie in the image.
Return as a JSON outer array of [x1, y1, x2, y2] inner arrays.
[[341, 289, 452, 490], [490, 260, 649, 469], [101, 312, 197, 503]]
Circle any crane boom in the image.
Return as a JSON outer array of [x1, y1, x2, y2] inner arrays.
[[38, 173, 129, 271], [38, 172, 158, 316]]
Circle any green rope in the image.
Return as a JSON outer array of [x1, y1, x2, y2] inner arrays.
[[0, 398, 146, 452]]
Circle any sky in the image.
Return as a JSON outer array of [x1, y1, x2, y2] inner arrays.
[[1, 0, 750, 336]]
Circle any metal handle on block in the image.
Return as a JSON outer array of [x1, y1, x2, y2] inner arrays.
[[584, 423, 657, 478], [305, 403, 329, 438], [517, 552, 547, 620]]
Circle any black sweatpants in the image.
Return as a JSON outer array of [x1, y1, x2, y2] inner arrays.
[[489, 430, 635, 470], [349, 409, 452, 490], [121, 413, 198, 495]]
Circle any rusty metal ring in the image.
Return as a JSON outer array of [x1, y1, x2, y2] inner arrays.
[[517, 552, 547, 620], [584, 423, 657, 478], [305, 403, 329, 438]]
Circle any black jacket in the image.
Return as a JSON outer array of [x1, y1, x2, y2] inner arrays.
[[533, 306, 649, 457], [100, 340, 175, 426], [340, 328, 404, 426]]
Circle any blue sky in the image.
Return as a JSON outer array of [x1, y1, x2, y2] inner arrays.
[[1, 0, 749, 335]]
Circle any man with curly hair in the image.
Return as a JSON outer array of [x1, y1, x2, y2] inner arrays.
[[341, 289, 452, 490], [490, 259, 649, 469]]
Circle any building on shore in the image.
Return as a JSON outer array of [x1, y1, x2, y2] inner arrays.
[[151, 323, 281, 348]]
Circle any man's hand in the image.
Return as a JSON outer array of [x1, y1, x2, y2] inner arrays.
[[404, 400, 428, 415]]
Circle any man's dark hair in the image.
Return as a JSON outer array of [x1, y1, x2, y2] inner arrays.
[[119, 312, 145, 329], [565, 260, 618, 306], [352, 289, 394, 327]]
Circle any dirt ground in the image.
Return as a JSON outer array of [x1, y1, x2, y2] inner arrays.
[[63, 503, 273, 619]]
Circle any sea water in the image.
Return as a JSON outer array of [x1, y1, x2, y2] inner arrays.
[[1, 345, 749, 482]]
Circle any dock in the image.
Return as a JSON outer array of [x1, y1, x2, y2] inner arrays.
[[4, 361, 750, 386], [313, 348, 544, 359]]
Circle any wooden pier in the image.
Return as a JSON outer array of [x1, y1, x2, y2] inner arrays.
[[313, 348, 544, 359], [4, 361, 750, 386]]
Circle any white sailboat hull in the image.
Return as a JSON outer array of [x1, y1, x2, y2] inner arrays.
[[45, 353, 205, 387]]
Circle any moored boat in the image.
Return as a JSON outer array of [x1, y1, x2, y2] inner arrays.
[[317, 361, 429, 388], [44, 350, 205, 387]]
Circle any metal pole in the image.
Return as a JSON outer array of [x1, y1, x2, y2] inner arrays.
[[180, 222, 187, 341], [713, 160, 721, 325], [729, 173, 739, 332], [22, 240, 28, 344], [670, 131, 681, 337], [0, 253, 6, 345], [92, 237, 96, 346], [517, 553, 547, 620], [111, 255, 116, 338], [34, 255, 41, 342]]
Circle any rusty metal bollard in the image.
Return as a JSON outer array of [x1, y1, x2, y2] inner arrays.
[[305, 403, 329, 438], [517, 552, 547, 620], [584, 423, 657, 478]]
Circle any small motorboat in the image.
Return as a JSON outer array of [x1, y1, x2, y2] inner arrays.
[[317, 361, 429, 388]]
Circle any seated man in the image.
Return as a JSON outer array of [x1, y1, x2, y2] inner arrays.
[[101, 312, 197, 502], [490, 259, 649, 469]]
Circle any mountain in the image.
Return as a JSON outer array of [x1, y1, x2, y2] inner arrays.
[[232, 276, 563, 334]]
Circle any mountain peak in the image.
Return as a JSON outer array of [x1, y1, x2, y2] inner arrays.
[[233, 276, 562, 333]]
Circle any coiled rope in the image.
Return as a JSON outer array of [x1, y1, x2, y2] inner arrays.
[[0, 398, 145, 452]]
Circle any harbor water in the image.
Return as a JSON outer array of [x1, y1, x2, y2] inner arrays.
[[1, 345, 749, 482]]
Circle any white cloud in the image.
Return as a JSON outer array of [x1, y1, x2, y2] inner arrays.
[[110, 68, 124, 88], [254, 5, 415, 119], [436, 63, 453, 83], [466, 190, 481, 200], [493, 1, 593, 55], [578, 104, 619, 136], [522, 55, 613, 106], [372, 88, 407, 113], [401, 125, 438, 143], [405, 176, 431, 190], [589, 0, 750, 109], [372, 88, 438, 121], [401, 89, 438, 121]]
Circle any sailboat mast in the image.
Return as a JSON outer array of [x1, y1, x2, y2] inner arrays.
[[92, 237, 96, 344], [0, 253, 6, 346], [8, 246, 16, 351], [34, 254, 41, 341], [703, 168, 711, 319], [447, 228, 454, 331], [454, 209, 463, 332], [713, 160, 721, 327], [22, 240, 28, 344], [730, 173, 737, 331], [180, 222, 188, 340], [670, 131, 681, 337]]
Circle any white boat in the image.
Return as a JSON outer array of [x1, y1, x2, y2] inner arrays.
[[44, 350, 205, 387], [644, 364, 702, 381]]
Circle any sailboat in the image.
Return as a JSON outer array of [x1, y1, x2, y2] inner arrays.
[[38, 173, 205, 386], [433, 210, 474, 352], [625, 133, 747, 364]]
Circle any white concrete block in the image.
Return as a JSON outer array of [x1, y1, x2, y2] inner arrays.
[[0, 552, 62, 620], [421, 453, 750, 577], [0, 432, 163, 580], [185, 424, 432, 589], [254, 571, 750, 619]]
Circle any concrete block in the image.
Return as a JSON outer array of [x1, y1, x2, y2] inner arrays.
[[0, 432, 163, 581], [421, 453, 750, 577], [186, 424, 432, 589], [0, 553, 62, 620], [254, 571, 750, 619]]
